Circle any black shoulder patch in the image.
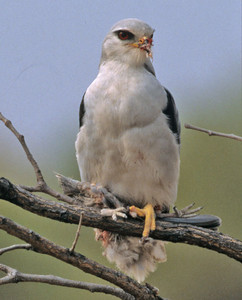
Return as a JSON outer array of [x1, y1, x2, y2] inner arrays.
[[144, 62, 156, 76], [162, 88, 181, 144], [79, 93, 86, 128]]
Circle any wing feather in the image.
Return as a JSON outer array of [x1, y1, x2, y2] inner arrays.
[[162, 88, 181, 144], [79, 93, 86, 128]]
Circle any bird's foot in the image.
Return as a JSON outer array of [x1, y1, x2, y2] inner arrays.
[[100, 207, 128, 221], [129, 204, 156, 238], [157, 202, 203, 219]]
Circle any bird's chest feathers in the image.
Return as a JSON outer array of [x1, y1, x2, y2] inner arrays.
[[86, 67, 165, 134]]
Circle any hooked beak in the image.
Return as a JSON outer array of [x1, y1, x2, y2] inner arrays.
[[131, 36, 153, 58]]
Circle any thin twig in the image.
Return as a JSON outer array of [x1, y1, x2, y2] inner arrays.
[[0, 112, 46, 183], [70, 212, 83, 253], [0, 112, 75, 204], [184, 123, 242, 141], [0, 263, 134, 300], [0, 244, 32, 255]]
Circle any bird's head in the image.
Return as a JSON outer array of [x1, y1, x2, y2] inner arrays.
[[100, 18, 155, 67]]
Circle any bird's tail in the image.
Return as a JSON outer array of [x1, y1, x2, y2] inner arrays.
[[95, 229, 167, 283]]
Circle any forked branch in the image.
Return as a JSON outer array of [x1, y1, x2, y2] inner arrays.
[[0, 263, 134, 300], [0, 112, 75, 204]]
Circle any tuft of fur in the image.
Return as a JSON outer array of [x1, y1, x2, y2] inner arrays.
[[95, 229, 167, 282]]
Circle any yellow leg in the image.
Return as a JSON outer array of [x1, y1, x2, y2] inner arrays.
[[129, 204, 156, 238]]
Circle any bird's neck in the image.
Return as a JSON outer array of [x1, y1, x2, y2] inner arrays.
[[99, 59, 147, 77]]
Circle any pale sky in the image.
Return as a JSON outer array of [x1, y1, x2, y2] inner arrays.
[[0, 0, 241, 161]]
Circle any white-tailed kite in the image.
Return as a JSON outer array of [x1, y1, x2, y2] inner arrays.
[[75, 18, 180, 282]]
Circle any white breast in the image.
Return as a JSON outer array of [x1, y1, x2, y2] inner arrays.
[[75, 62, 180, 209]]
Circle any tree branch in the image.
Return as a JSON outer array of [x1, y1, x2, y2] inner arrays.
[[1, 113, 241, 299], [0, 112, 75, 204], [0, 113, 45, 185], [0, 263, 134, 300], [0, 216, 163, 300], [184, 123, 242, 141], [0, 244, 32, 255], [0, 177, 241, 262]]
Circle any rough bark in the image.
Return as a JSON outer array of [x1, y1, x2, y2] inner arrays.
[[1, 177, 241, 262]]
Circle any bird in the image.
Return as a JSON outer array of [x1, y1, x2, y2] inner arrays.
[[75, 18, 180, 282]]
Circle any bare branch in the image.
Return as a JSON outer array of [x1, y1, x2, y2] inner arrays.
[[1, 113, 241, 299], [70, 212, 83, 253], [0, 112, 45, 184], [184, 123, 242, 141], [0, 112, 76, 205], [0, 216, 164, 300], [0, 177, 241, 262], [0, 244, 32, 255], [0, 263, 134, 300]]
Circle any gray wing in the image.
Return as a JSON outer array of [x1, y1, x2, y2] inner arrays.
[[79, 93, 86, 128], [162, 88, 181, 144], [143, 63, 180, 144]]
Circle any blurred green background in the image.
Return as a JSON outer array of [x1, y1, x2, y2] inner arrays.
[[0, 1, 241, 299]]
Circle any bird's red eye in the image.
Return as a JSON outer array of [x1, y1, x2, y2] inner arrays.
[[117, 31, 134, 40], [118, 31, 129, 40]]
